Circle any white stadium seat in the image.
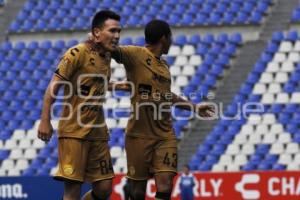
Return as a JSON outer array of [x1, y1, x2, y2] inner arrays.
[[287, 163, 300, 170], [270, 143, 284, 154], [170, 65, 181, 76], [234, 154, 247, 165], [241, 144, 255, 155], [240, 124, 254, 135], [266, 62, 280, 73], [253, 83, 266, 94], [273, 52, 286, 62], [1, 159, 14, 170], [226, 165, 240, 172], [7, 169, 20, 176], [279, 41, 293, 52], [106, 118, 117, 129], [188, 55, 202, 65], [0, 169, 6, 176], [111, 59, 119, 69], [171, 86, 181, 94], [32, 139, 45, 149], [262, 114, 276, 124], [277, 134, 291, 144], [233, 134, 248, 144], [118, 118, 128, 128], [247, 114, 262, 125], [119, 97, 131, 108], [267, 83, 281, 94], [10, 149, 23, 159], [212, 164, 225, 172], [219, 154, 233, 165], [286, 143, 299, 154], [225, 144, 240, 155], [275, 93, 289, 103], [248, 134, 262, 144], [181, 45, 195, 55], [280, 61, 295, 72], [255, 124, 268, 135], [4, 140, 17, 149], [260, 72, 273, 83], [105, 98, 118, 109], [293, 154, 300, 164], [261, 93, 275, 104], [274, 72, 288, 83], [262, 134, 276, 144], [182, 65, 196, 76], [19, 139, 32, 149], [15, 159, 29, 170], [114, 67, 126, 79], [24, 149, 37, 159], [294, 41, 300, 51], [287, 52, 300, 62], [290, 93, 300, 103], [11, 130, 26, 140], [174, 56, 188, 66], [110, 146, 123, 158], [270, 124, 284, 134], [278, 154, 292, 165], [175, 76, 188, 87], [168, 46, 181, 56]]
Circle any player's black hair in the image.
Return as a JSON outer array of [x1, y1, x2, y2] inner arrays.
[[91, 10, 120, 33], [145, 19, 171, 45], [184, 164, 190, 170]]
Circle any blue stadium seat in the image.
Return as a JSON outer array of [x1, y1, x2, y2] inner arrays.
[[272, 31, 284, 43], [189, 34, 201, 44], [272, 164, 286, 170], [0, 150, 10, 160], [22, 168, 36, 176], [242, 163, 256, 171], [120, 37, 132, 45], [174, 35, 187, 46], [250, 11, 262, 24], [286, 30, 298, 41], [0, 130, 12, 140]]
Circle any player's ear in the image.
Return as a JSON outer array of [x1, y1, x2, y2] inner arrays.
[[93, 28, 102, 41]]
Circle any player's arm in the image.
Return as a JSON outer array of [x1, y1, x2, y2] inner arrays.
[[108, 81, 131, 91], [38, 75, 63, 142], [38, 47, 80, 141], [171, 92, 215, 118]]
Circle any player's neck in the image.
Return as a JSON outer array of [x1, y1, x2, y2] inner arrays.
[[146, 45, 162, 59], [86, 40, 106, 56]]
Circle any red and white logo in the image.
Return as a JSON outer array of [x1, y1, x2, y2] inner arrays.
[[235, 174, 260, 199]]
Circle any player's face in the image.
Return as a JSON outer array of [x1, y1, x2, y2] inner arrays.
[[94, 19, 121, 52]]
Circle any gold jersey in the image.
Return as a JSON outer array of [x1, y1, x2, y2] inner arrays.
[[55, 42, 111, 140], [114, 46, 175, 140]]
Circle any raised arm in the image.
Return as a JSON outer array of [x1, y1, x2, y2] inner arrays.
[[172, 92, 215, 118]]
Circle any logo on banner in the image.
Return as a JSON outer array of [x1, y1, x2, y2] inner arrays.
[[235, 174, 260, 199]]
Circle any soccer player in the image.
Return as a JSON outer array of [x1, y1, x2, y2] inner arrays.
[[112, 20, 214, 200], [37, 10, 121, 200]]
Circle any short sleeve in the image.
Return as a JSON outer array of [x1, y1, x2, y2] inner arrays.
[[55, 46, 81, 81]]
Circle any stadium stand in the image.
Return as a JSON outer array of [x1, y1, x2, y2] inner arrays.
[[8, 0, 273, 33], [189, 30, 300, 171]]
